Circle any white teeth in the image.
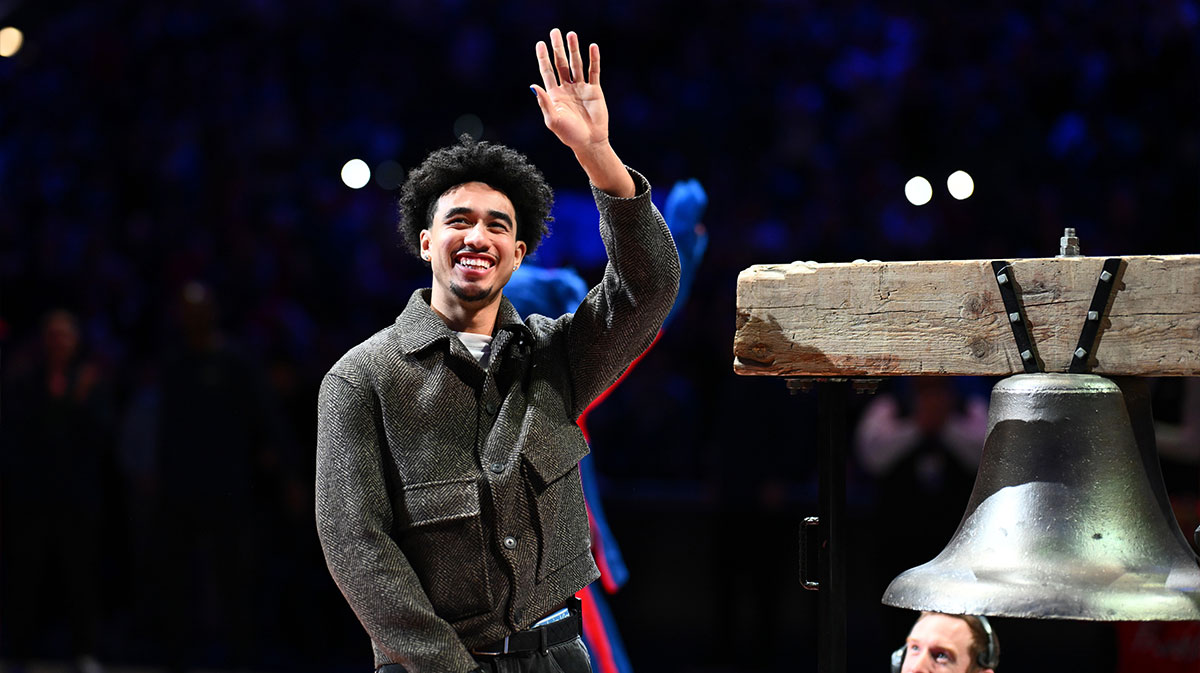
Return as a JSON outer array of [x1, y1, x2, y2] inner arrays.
[[457, 257, 493, 269]]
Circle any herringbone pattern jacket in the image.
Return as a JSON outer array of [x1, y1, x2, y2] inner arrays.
[[316, 169, 680, 672]]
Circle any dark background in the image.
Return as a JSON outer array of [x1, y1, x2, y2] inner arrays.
[[2, 1, 1199, 672]]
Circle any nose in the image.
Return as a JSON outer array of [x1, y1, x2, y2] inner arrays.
[[463, 222, 489, 249]]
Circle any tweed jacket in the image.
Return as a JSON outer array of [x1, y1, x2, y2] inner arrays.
[[316, 168, 680, 673]]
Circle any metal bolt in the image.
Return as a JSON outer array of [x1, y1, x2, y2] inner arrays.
[[786, 378, 813, 395], [1008, 312, 1021, 323], [1075, 347, 1088, 359], [1021, 350, 1033, 361], [1100, 270, 1113, 282], [997, 273, 1009, 285], [1058, 227, 1081, 257], [852, 378, 881, 395], [1087, 310, 1099, 321]]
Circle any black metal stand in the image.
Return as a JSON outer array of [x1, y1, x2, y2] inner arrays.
[[794, 377, 876, 673], [794, 379, 850, 673], [817, 380, 848, 673]]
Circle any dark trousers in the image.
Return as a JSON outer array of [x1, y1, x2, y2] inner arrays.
[[473, 636, 592, 673]]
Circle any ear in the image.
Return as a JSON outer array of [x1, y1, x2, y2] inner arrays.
[[514, 239, 527, 267], [419, 229, 432, 261]]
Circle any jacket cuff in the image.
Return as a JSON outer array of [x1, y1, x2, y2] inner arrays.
[[590, 166, 651, 203]]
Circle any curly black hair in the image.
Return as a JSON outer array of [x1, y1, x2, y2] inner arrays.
[[397, 135, 554, 258]]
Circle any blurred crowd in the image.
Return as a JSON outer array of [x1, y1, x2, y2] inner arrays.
[[2, 1, 1198, 672]]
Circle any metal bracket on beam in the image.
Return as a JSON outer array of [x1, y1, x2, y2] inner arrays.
[[991, 260, 1043, 373], [1069, 257, 1125, 373]]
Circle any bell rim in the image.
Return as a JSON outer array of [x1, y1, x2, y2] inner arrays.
[[882, 563, 1200, 621]]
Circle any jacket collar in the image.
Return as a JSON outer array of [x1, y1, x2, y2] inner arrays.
[[395, 289, 532, 356]]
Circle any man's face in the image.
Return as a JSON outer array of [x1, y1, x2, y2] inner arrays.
[[901, 614, 984, 673], [420, 181, 526, 310]]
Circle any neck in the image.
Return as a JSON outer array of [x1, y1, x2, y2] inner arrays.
[[429, 288, 502, 335]]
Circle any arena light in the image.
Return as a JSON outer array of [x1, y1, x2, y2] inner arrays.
[[947, 170, 975, 200], [341, 159, 371, 189], [0, 27, 23, 58], [905, 176, 933, 206]]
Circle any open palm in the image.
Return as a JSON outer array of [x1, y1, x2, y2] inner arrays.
[[532, 29, 610, 151]]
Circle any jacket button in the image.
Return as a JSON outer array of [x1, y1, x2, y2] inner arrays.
[[490, 462, 505, 474], [485, 401, 498, 415], [502, 536, 517, 550]]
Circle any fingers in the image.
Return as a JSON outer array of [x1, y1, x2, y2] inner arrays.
[[530, 83, 552, 119], [550, 28, 571, 85], [535, 40, 557, 90], [588, 42, 600, 86], [536, 29, 599, 87], [566, 31, 583, 83]]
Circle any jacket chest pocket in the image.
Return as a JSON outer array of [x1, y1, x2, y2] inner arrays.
[[521, 418, 592, 582], [398, 478, 492, 621]]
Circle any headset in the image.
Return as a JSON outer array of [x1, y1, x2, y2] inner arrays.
[[890, 614, 998, 673]]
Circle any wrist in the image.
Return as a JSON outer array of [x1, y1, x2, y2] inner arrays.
[[570, 138, 617, 172], [573, 140, 634, 197]]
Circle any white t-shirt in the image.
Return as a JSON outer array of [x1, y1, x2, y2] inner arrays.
[[456, 331, 494, 368]]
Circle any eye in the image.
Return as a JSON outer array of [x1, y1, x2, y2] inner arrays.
[[933, 651, 951, 663]]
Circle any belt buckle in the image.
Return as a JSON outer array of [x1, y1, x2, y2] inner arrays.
[[471, 635, 510, 657]]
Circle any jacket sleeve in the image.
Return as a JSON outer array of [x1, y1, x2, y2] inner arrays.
[[564, 167, 681, 417], [315, 370, 480, 673]]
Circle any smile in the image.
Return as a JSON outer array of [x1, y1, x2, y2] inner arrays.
[[455, 253, 495, 271]]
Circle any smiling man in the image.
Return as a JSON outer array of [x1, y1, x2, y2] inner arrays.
[[894, 612, 1000, 673], [419, 174, 533, 334], [315, 28, 679, 673]]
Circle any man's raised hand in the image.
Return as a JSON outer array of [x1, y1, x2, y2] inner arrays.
[[532, 28, 633, 197], [532, 28, 609, 153]]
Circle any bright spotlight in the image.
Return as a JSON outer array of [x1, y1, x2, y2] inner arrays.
[[0, 27, 23, 58], [341, 159, 370, 189], [905, 176, 933, 206], [947, 170, 975, 200]]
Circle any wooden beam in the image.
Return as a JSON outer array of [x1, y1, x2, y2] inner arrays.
[[733, 255, 1200, 377]]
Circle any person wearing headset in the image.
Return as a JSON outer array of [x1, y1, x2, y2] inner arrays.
[[892, 612, 1000, 673]]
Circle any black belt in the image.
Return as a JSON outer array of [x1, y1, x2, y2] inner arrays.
[[374, 600, 582, 673], [471, 599, 583, 657]]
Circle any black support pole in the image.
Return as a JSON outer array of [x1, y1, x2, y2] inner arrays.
[[817, 380, 848, 673]]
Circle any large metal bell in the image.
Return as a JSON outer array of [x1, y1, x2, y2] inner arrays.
[[883, 373, 1200, 620]]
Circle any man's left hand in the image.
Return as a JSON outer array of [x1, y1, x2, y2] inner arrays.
[[532, 28, 610, 154]]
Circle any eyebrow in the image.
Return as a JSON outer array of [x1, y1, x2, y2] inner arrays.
[[906, 640, 957, 658], [443, 206, 514, 227]]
